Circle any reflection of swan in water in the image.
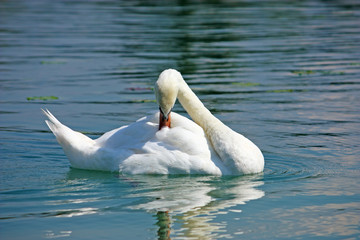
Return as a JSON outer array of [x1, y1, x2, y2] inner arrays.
[[156, 211, 172, 240], [127, 175, 264, 239], [62, 170, 264, 239]]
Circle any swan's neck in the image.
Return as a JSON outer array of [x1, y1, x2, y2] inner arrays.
[[177, 80, 222, 132]]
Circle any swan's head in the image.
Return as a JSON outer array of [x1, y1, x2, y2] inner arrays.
[[155, 69, 182, 129]]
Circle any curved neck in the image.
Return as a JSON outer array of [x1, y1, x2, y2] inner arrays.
[[177, 80, 222, 131]]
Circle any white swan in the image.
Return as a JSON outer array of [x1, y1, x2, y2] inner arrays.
[[43, 69, 264, 175]]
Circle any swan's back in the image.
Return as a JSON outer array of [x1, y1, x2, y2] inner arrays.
[[118, 112, 224, 175]]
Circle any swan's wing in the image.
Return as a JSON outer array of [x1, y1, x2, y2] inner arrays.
[[94, 114, 158, 149], [120, 113, 223, 175]]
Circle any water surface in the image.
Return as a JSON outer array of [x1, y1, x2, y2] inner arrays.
[[1, 0, 360, 239]]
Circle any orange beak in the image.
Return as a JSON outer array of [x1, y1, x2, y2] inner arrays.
[[159, 110, 171, 130]]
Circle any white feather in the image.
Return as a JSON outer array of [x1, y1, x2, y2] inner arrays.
[[43, 69, 264, 175]]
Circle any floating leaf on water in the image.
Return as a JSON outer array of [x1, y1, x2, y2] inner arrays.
[[321, 71, 345, 75], [291, 70, 345, 76], [266, 89, 294, 93], [232, 82, 260, 87], [290, 70, 315, 76], [130, 99, 156, 103], [27, 96, 59, 101], [126, 87, 153, 91]]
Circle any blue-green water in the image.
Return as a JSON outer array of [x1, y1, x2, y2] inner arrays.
[[1, 0, 360, 239]]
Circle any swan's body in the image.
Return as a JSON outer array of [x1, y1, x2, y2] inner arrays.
[[44, 69, 264, 175]]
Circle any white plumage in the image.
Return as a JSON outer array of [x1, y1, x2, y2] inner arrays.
[[43, 69, 264, 175]]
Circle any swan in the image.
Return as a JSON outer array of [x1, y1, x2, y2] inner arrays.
[[43, 69, 264, 175]]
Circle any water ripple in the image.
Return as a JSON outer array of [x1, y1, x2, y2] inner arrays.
[[1, 0, 360, 239]]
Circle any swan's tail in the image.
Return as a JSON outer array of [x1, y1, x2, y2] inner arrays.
[[42, 108, 63, 135], [42, 109, 96, 161]]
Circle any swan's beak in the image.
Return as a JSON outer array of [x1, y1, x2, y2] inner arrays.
[[159, 108, 171, 130]]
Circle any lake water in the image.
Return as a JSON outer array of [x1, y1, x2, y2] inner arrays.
[[1, 0, 360, 239]]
